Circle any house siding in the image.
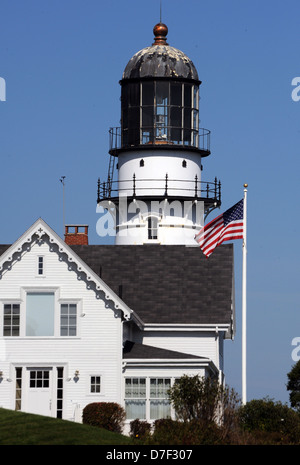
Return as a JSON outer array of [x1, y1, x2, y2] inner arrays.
[[0, 239, 123, 421]]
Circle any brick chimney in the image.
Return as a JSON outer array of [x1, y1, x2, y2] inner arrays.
[[64, 225, 89, 245]]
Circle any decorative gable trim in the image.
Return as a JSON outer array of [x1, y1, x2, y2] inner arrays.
[[0, 218, 132, 320]]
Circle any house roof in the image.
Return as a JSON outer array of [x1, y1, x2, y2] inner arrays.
[[123, 340, 219, 375], [70, 243, 234, 332], [123, 340, 206, 360], [0, 245, 10, 256]]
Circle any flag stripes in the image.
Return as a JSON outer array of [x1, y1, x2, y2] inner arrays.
[[195, 200, 244, 257]]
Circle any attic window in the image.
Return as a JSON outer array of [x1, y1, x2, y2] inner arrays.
[[38, 256, 44, 275]]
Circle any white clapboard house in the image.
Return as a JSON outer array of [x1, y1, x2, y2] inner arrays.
[[0, 23, 235, 428]]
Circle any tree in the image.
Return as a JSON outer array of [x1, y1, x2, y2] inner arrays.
[[287, 360, 300, 412]]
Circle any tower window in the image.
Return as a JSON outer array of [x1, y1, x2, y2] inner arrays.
[[140, 159, 144, 167], [182, 160, 187, 168], [148, 216, 158, 240]]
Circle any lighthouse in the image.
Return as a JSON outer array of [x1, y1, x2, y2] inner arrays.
[[97, 23, 221, 245]]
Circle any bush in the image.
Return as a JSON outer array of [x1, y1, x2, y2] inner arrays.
[[82, 402, 126, 434], [130, 419, 151, 439], [150, 418, 223, 445], [238, 397, 300, 444]]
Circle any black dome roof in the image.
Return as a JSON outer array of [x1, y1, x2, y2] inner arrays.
[[122, 23, 199, 82]]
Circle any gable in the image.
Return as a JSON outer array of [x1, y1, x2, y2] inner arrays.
[[0, 219, 132, 320]]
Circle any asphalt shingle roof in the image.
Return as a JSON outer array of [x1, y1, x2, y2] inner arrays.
[[123, 340, 207, 360], [0, 242, 234, 328], [70, 244, 234, 327]]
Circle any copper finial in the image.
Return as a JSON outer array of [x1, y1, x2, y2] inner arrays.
[[153, 23, 168, 45]]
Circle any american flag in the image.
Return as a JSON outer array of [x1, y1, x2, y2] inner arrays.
[[195, 199, 244, 257]]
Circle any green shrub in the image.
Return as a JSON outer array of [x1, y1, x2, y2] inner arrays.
[[130, 419, 151, 439], [82, 402, 126, 434], [150, 418, 222, 445], [238, 397, 300, 444]]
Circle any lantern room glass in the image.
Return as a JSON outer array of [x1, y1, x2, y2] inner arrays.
[[121, 80, 199, 148]]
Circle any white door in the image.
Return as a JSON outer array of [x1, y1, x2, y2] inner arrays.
[[25, 368, 53, 416]]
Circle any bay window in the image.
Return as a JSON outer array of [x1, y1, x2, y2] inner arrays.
[[124, 377, 172, 421]]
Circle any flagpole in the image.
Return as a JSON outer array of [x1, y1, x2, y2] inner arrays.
[[242, 183, 248, 404]]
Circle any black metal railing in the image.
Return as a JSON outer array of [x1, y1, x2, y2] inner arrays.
[[97, 174, 221, 204], [109, 126, 211, 155]]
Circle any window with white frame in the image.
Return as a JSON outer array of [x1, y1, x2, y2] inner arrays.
[[90, 375, 101, 394], [37, 256, 44, 275], [147, 216, 158, 240], [2, 293, 80, 338], [60, 303, 77, 336], [3, 303, 20, 336], [124, 377, 172, 421], [26, 292, 55, 336], [150, 378, 171, 419], [125, 378, 146, 419]]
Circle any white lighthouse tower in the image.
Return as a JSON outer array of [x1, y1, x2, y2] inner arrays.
[[97, 23, 221, 245]]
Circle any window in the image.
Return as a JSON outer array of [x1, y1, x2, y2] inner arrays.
[[15, 367, 22, 411], [125, 378, 146, 419], [38, 256, 44, 275], [26, 292, 54, 336], [29, 369, 50, 388], [148, 216, 158, 240], [124, 377, 172, 421], [156, 81, 169, 140], [57, 367, 64, 418], [150, 378, 171, 419], [3, 303, 20, 336], [90, 375, 101, 393], [4, 293, 79, 338], [60, 303, 77, 336]]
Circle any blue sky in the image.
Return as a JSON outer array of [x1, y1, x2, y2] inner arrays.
[[1, 0, 300, 405]]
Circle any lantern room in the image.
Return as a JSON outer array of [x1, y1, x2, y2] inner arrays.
[[109, 23, 210, 157]]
